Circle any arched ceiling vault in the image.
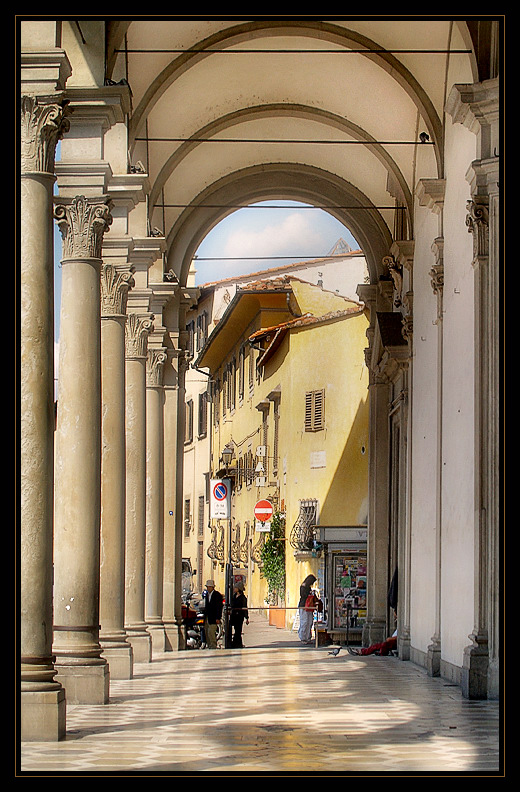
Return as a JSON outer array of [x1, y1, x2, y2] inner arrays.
[[104, 18, 478, 287]]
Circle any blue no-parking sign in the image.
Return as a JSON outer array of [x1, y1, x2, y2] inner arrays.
[[210, 478, 231, 519]]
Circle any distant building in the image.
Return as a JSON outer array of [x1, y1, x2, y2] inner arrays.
[[181, 245, 369, 599], [192, 275, 369, 632]]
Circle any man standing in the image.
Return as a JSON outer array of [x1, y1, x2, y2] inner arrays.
[[203, 579, 223, 649]]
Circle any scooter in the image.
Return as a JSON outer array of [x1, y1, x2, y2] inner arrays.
[[182, 593, 206, 649]]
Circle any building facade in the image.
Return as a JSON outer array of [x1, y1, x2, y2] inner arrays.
[[181, 246, 369, 599], [193, 277, 369, 629], [19, 17, 501, 741]]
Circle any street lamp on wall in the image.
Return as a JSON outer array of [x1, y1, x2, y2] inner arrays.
[[220, 443, 234, 467]]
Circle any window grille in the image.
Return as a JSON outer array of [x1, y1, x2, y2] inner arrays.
[[305, 389, 325, 431], [289, 498, 318, 551]]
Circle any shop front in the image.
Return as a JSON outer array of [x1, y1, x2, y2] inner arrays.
[[315, 526, 368, 646]]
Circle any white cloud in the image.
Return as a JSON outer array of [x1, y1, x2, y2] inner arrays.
[[223, 212, 324, 258]]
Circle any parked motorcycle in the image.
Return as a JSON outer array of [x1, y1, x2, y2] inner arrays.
[[181, 593, 206, 649], [181, 592, 224, 649]]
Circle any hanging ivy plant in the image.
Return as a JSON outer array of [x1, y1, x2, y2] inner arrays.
[[260, 511, 286, 603]]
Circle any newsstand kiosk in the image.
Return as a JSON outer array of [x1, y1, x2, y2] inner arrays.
[[315, 526, 368, 647]]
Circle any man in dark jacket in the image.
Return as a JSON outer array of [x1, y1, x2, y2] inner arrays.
[[203, 579, 223, 649]]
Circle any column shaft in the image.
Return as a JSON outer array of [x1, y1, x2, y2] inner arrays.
[[363, 375, 391, 646], [99, 265, 134, 678], [52, 196, 111, 705]]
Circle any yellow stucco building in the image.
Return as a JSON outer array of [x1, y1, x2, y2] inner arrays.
[[195, 276, 369, 634]]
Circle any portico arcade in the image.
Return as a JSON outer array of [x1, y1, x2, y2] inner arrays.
[[19, 18, 501, 741]]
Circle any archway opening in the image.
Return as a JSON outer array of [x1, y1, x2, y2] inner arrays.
[[191, 199, 365, 294]]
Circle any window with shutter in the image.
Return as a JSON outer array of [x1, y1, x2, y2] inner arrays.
[[198, 495, 204, 536], [304, 389, 325, 431], [198, 391, 208, 438], [185, 399, 194, 443], [184, 499, 191, 538]]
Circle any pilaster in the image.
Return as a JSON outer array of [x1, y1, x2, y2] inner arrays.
[[145, 346, 168, 653], [162, 338, 186, 651], [52, 195, 112, 704], [448, 78, 500, 699], [125, 311, 154, 663]]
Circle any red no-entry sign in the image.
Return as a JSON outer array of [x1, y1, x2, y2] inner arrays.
[[254, 499, 273, 522]]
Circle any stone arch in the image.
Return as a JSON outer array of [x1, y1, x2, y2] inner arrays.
[[148, 102, 414, 233], [165, 162, 394, 288], [124, 19, 444, 175]]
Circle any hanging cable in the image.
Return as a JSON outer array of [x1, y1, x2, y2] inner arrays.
[[117, 48, 471, 54], [136, 136, 434, 144]]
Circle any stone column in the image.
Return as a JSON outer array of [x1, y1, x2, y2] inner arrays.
[[99, 264, 135, 678], [125, 312, 154, 662], [20, 94, 68, 740], [145, 347, 168, 652], [52, 195, 112, 704]]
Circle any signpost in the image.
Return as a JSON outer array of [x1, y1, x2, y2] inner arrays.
[[254, 499, 273, 531], [210, 478, 231, 519]]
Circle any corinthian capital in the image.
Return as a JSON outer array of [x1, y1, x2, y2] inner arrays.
[[101, 264, 134, 317], [466, 198, 489, 266], [146, 348, 167, 387], [125, 313, 154, 359], [20, 95, 70, 174], [54, 196, 112, 260]]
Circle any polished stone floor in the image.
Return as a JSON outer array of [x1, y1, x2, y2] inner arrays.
[[18, 613, 502, 776]]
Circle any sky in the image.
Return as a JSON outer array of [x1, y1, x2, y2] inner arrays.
[[192, 200, 359, 285]]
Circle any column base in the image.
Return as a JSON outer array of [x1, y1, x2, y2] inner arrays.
[[461, 639, 489, 699], [163, 619, 184, 651], [54, 661, 109, 705], [427, 639, 441, 677], [125, 630, 152, 663], [21, 687, 66, 741], [147, 623, 167, 654], [397, 625, 411, 660], [362, 617, 386, 646], [101, 642, 134, 680]]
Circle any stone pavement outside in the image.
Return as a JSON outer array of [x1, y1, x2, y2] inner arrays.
[[18, 611, 503, 776]]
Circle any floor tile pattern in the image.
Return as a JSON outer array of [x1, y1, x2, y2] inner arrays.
[[19, 614, 501, 775]]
